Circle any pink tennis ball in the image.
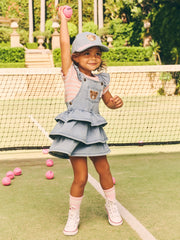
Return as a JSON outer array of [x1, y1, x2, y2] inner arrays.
[[42, 149, 49, 154], [46, 159, 54, 167], [138, 140, 144, 146], [2, 177, 11, 186], [13, 167, 22, 176], [63, 6, 73, 18], [46, 171, 54, 180], [6, 171, 14, 179], [112, 177, 116, 185]]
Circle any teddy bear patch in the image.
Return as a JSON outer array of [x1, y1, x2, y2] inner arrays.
[[90, 90, 98, 100], [86, 34, 96, 41]]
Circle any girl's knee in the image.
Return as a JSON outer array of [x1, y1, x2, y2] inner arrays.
[[74, 174, 88, 188], [91, 156, 111, 176]]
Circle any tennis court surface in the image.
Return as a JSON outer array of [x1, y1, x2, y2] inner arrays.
[[0, 65, 180, 239], [0, 148, 180, 240]]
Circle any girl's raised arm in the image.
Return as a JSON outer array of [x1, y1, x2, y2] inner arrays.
[[58, 7, 72, 76]]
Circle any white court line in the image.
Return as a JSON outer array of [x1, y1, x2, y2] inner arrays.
[[88, 174, 157, 240], [29, 115, 157, 240], [28, 115, 52, 142]]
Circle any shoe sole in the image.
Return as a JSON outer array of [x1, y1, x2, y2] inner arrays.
[[63, 220, 80, 236], [108, 217, 123, 226], [63, 228, 78, 236], [105, 207, 123, 226]]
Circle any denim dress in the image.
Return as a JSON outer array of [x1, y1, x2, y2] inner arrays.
[[49, 66, 110, 159]]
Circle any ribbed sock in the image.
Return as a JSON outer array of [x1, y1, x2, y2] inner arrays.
[[104, 186, 116, 202], [69, 195, 83, 210]]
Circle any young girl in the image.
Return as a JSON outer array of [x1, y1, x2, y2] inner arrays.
[[49, 6, 123, 236]]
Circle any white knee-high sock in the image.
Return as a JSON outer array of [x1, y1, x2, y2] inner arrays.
[[69, 195, 83, 210], [104, 186, 116, 202]]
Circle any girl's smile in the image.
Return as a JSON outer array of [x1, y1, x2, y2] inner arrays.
[[72, 47, 102, 76]]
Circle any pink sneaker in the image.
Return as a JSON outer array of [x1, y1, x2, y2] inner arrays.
[[105, 200, 123, 226], [63, 208, 80, 236]]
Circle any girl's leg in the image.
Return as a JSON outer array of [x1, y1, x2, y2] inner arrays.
[[70, 156, 88, 197], [90, 155, 123, 226], [63, 156, 88, 236], [90, 155, 113, 190]]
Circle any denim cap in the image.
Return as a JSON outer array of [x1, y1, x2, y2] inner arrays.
[[72, 32, 109, 53]]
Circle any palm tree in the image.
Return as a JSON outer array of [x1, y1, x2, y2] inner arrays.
[[29, 0, 33, 43], [40, 0, 45, 32], [150, 40, 162, 64], [98, 0, 103, 29], [78, 0, 82, 33], [94, 0, 98, 25]]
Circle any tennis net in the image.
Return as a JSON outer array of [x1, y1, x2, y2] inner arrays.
[[0, 65, 180, 151]]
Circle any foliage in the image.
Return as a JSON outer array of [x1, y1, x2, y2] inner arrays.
[[151, 1, 180, 64], [5, 1, 24, 18], [0, 62, 25, 67], [0, 0, 8, 16], [0, 47, 25, 63], [82, 21, 98, 34], [160, 72, 172, 82], [53, 48, 61, 66], [104, 19, 142, 47], [0, 42, 11, 48], [45, 19, 54, 35], [25, 42, 38, 49], [33, 0, 41, 31], [0, 27, 12, 42], [7, 0, 28, 30], [150, 40, 161, 64], [0, 26, 28, 45], [68, 22, 78, 39], [104, 0, 134, 23], [0, 0, 179, 64], [102, 46, 152, 62], [17, 29, 29, 44], [33, 31, 46, 38], [132, 0, 159, 20], [53, 46, 154, 66], [46, 1, 57, 19], [0, 0, 28, 30]]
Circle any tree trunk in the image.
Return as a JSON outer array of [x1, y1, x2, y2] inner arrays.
[[94, 0, 98, 26], [29, 0, 34, 43], [78, 0, 82, 33], [40, 0, 45, 32], [98, 0, 103, 29]]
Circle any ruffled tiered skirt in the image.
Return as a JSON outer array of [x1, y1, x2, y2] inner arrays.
[[49, 109, 110, 158]]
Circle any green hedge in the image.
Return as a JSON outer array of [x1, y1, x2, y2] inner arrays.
[[0, 63, 25, 68], [0, 47, 25, 63], [103, 46, 153, 62], [53, 46, 153, 66], [53, 48, 61, 66], [25, 42, 38, 49]]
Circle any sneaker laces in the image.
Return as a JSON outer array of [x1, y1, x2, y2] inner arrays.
[[65, 208, 80, 229], [106, 200, 120, 219]]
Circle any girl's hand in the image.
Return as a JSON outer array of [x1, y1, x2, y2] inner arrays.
[[102, 91, 123, 109], [110, 95, 123, 109], [57, 6, 65, 20], [57, 6, 71, 21]]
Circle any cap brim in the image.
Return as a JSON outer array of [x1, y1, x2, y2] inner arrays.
[[99, 45, 109, 52], [73, 44, 109, 53]]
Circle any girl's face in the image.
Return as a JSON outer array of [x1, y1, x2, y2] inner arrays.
[[72, 47, 102, 76]]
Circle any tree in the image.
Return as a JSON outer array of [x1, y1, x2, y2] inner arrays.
[[151, 0, 180, 63]]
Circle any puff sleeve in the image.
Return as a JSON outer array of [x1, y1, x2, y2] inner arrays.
[[97, 72, 110, 94]]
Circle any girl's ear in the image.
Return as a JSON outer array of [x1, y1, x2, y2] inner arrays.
[[72, 54, 79, 65]]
